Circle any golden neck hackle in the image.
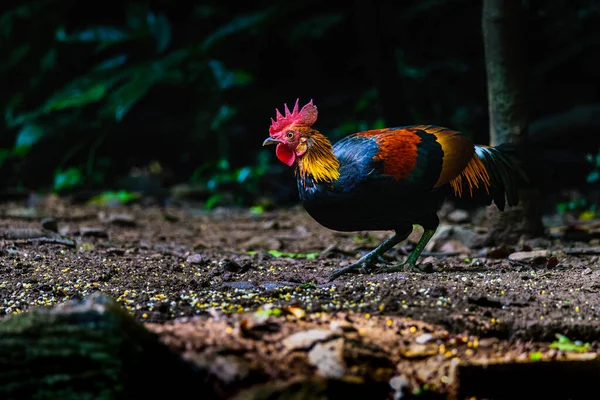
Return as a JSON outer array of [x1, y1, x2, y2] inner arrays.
[[296, 131, 340, 183]]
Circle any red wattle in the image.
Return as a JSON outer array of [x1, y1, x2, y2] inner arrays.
[[276, 143, 296, 166]]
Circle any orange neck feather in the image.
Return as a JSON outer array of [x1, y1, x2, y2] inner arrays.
[[296, 131, 340, 183]]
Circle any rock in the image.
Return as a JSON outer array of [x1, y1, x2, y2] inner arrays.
[[186, 253, 203, 265], [426, 224, 476, 251], [239, 236, 282, 251], [477, 337, 500, 348], [447, 209, 469, 224], [185, 352, 258, 397], [329, 320, 356, 333], [508, 250, 550, 264], [222, 281, 256, 290], [219, 259, 244, 272], [484, 245, 513, 259], [414, 333, 434, 344], [102, 213, 137, 227], [389, 375, 412, 400], [262, 283, 292, 291], [307, 338, 346, 379], [41, 217, 58, 232], [399, 343, 438, 359], [439, 240, 471, 255], [283, 329, 337, 351]]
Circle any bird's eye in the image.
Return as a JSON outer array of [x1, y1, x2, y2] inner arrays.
[[286, 131, 295, 139]]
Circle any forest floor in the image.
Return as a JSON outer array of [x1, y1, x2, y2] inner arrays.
[[1, 196, 600, 399]]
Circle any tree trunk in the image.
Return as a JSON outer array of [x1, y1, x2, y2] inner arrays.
[[482, 0, 544, 243]]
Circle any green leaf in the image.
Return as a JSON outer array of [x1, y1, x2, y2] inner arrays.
[[205, 194, 223, 209], [0, 149, 12, 168], [267, 250, 319, 259], [250, 205, 264, 215], [236, 167, 252, 183], [101, 70, 158, 121], [53, 167, 82, 192], [268, 250, 284, 258], [549, 334, 590, 353], [290, 13, 343, 41], [586, 170, 600, 183], [201, 10, 273, 52], [88, 190, 142, 205], [42, 76, 124, 114], [1, 44, 30, 73], [148, 12, 172, 53], [529, 351, 542, 361], [55, 26, 129, 43], [208, 60, 253, 89], [93, 55, 128, 71], [41, 48, 57, 71], [211, 105, 236, 130], [300, 282, 317, 289], [14, 123, 45, 152]]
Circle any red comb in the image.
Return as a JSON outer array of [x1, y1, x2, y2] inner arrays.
[[269, 99, 318, 134]]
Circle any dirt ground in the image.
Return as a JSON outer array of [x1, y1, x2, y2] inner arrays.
[[1, 196, 599, 398]]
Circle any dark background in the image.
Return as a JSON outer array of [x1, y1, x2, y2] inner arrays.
[[1, 0, 599, 214]]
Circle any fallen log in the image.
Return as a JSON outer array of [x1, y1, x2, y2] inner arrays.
[[0, 293, 210, 400]]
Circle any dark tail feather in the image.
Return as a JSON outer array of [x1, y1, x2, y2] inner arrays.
[[474, 144, 528, 211]]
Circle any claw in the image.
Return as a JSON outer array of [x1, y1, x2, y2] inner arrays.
[[328, 257, 378, 282], [377, 261, 423, 274]]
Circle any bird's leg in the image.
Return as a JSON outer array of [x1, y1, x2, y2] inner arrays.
[[379, 229, 436, 273], [327, 233, 405, 282]]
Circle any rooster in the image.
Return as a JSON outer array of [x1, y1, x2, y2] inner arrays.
[[263, 99, 525, 281]]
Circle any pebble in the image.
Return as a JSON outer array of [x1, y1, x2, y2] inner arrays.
[[186, 254, 203, 265], [414, 333, 434, 344], [307, 337, 346, 378], [219, 259, 241, 272], [282, 329, 336, 351], [508, 250, 550, 264], [447, 209, 469, 223]]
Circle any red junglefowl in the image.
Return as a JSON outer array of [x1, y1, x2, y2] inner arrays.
[[263, 99, 525, 281]]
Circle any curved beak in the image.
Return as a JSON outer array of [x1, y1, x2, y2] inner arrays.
[[262, 137, 280, 146]]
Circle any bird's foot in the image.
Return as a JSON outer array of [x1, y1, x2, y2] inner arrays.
[[328, 255, 379, 282], [377, 261, 422, 273]]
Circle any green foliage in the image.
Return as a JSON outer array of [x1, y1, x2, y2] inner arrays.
[[88, 190, 142, 206], [529, 351, 543, 361], [246, 250, 319, 259], [0, 0, 597, 206], [0, 1, 265, 192], [549, 334, 590, 353], [14, 123, 45, 154], [53, 167, 82, 192], [254, 307, 282, 318], [194, 152, 270, 209], [586, 151, 600, 183]]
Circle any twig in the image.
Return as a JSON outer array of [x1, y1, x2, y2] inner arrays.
[[564, 248, 600, 256], [13, 237, 76, 248], [28, 237, 76, 247], [421, 251, 461, 257]]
